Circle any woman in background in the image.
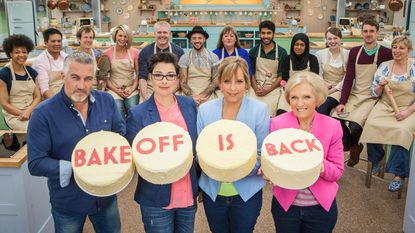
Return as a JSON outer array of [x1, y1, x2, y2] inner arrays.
[[104, 24, 139, 118], [0, 34, 41, 131], [277, 33, 319, 114], [316, 27, 350, 115]]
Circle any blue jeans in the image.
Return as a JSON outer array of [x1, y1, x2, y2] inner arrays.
[[271, 197, 337, 233], [51, 198, 121, 233], [367, 143, 410, 177], [202, 190, 262, 233], [114, 94, 139, 118], [140, 204, 197, 233]]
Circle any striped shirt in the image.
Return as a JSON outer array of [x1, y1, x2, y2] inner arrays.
[[292, 188, 319, 207]]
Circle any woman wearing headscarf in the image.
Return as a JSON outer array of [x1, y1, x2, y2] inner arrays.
[[277, 33, 319, 114], [104, 24, 139, 118]]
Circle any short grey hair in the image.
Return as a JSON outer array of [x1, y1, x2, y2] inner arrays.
[[63, 51, 95, 75], [284, 71, 328, 107], [154, 21, 171, 32]]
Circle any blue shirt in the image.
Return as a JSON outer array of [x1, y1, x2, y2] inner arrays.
[[27, 88, 126, 215], [138, 42, 185, 80], [197, 96, 270, 202], [212, 47, 253, 77]]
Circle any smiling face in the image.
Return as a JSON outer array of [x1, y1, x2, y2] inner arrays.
[[326, 31, 341, 50], [222, 31, 236, 49], [78, 31, 94, 50], [392, 42, 409, 62], [293, 40, 306, 55], [10, 46, 28, 66], [220, 68, 247, 105], [289, 82, 317, 122], [63, 61, 94, 104], [45, 33, 62, 55], [260, 27, 274, 46], [362, 24, 379, 46], [155, 25, 171, 48], [190, 33, 206, 51], [151, 62, 179, 98], [115, 29, 128, 47]]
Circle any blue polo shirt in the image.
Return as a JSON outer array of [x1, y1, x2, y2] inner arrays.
[[212, 47, 253, 77], [27, 88, 126, 215]]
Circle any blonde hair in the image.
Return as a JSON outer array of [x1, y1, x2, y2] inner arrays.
[[112, 24, 133, 48], [218, 56, 250, 89], [285, 71, 327, 107], [391, 36, 413, 52]]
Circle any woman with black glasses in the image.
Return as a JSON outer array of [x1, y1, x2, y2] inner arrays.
[[126, 52, 199, 233]]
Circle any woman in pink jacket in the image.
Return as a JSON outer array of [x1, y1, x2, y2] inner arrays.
[[268, 71, 344, 233]]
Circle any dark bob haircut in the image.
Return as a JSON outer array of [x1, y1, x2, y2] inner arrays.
[[148, 52, 180, 75], [2, 34, 34, 58]]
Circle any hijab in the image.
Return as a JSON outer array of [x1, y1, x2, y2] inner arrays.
[[290, 33, 310, 70]]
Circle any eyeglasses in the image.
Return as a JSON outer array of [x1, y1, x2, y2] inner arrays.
[[151, 73, 177, 81]]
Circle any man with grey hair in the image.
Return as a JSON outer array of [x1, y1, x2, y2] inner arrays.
[[138, 21, 184, 102], [27, 51, 125, 232]]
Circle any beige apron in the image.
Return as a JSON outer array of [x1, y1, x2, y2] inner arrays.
[[187, 49, 215, 99], [277, 59, 310, 112], [361, 59, 415, 150], [139, 44, 173, 103], [2, 64, 36, 131], [47, 56, 64, 96], [249, 45, 280, 116], [323, 49, 346, 101], [332, 47, 379, 127], [107, 47, 138, 100]]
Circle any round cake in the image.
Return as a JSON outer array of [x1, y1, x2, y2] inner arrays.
[[72, 131, 134, 197], [261, 128, 324, 190], [196, 119, 257, 182], [132, 122, 193, 185]]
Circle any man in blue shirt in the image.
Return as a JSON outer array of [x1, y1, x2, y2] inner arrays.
[[27, 52, 125, 232], [138, 21, 184, 102]]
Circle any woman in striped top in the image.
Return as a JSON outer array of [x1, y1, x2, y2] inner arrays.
[[267, 71, 344, 233]]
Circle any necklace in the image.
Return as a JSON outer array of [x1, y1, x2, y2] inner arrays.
[[297, 117, 314, 133]]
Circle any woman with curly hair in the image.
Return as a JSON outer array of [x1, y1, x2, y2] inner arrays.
[[0, 34, 41, 131]]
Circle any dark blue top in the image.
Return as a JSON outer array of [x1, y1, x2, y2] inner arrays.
[[27, 88, 126, 215], [212, 47, 253, 77], [138, 42, 185, 80], [0, 66, 37, 93], [126, 95, 199, 207]]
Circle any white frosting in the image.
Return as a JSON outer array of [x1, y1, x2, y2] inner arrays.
[[132, 122, 193, 185], [261, 128, 324, 190], [196, 119, 257, 182], [72, 131, 134, 197]]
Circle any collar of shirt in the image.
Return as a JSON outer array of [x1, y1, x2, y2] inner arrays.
[[363, 43, 380, 56], [155, 43, 170, 53], [260, 41, 277, 55], [45, 49, 67, 61]]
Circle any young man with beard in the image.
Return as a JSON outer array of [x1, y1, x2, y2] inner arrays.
[[179, 26, 220, 105], [249, 20, 287, 116], [334, 19, 392, 167], [33, 28, 67, 99], [138, 21, 184, 102], [27, 52, 125, 232], [76, 26, 110, 90]]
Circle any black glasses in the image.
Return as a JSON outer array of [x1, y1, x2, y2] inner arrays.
[[151, 73, 177, 81]]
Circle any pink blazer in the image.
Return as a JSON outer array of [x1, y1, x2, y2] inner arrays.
[[270, 111, 344, 212]]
